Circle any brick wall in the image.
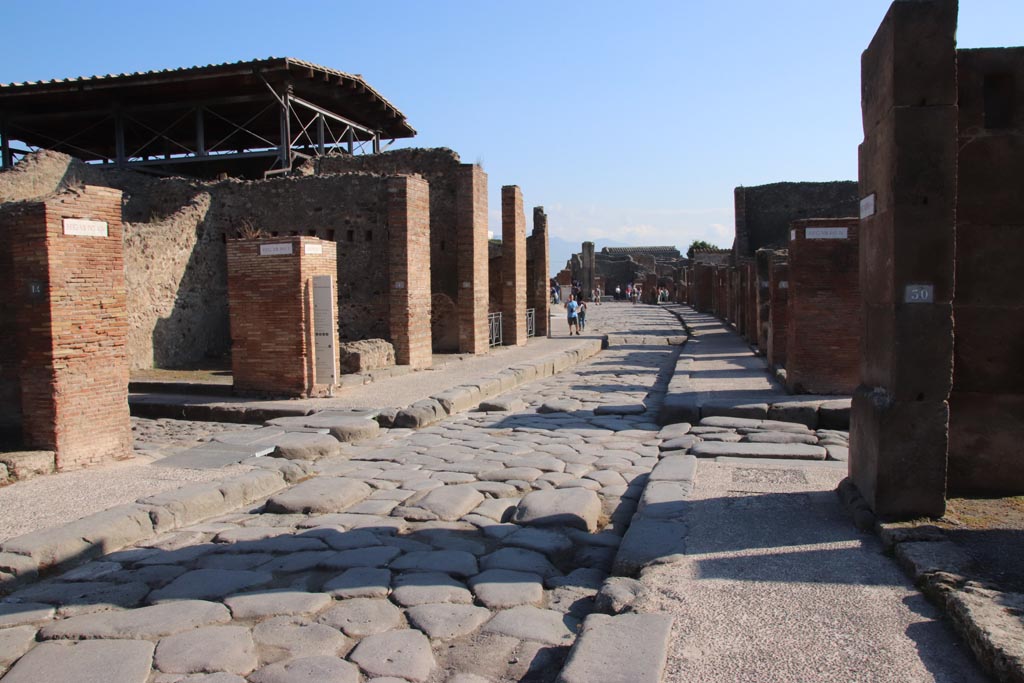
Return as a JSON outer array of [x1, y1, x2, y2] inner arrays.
[[226, 236, 338, 397], [754, 249, 775, 354], [851, 0, 958, 519], [948, 47, 1024, 493], [692, 264, 714, 313], [5, 186, 131, 470], [0, 211, 18, 436], [767, 257, 789, 368], [527, 207, 550, 336], [734, 181, 859, 257], [743, 261, 757, 344], [456, 164, 490, 353], [501, 186, 527, 346], [785, 218, 861, 394], [388, 176, 433, 368]]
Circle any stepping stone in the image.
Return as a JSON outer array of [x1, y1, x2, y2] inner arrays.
[[252, 616, 351, 663], [537, 399, 582, 413], [154, 625, 257, 675], [648, 455, 697, 482], [594, 404, 646, 415], [658, 435, 702, 452], [213, 427, 287, 446], [149, 569, 273, 602], [701, 416, 811, 433], [478, 398, 527, 412], [743, 431, 819, 445], [224, 590, 331, 619], [349, 629, 436, 682], [271, 432, 342, 460], [322, 545, 401, 569], [249, 656, 361, 683], [406, 603, 491, 640], [825, 444, 849, 462], [469, 569, 544, 609], [0, 626, 38, 670], [512, 488, 601, 532], [699, 432, 743, 443], [700, 401, 769, 420], [264, 478, 372, 514], [415, 485, 485, 521], [156, 443, 273, 469], [318, 598, 403, 637], [482, 606, 576, 645], [1, 639, 154, 683], [390, 550, 478, 577], [504, 527, 573, 557], [558, 613, 672, 683], [479, 548, 560, 579], [323, 567, 391, 598], [690, 442, 826, 460], [40, 600, 231, 640], [657, 423, 691, 440], [391, 571, 473, 606]]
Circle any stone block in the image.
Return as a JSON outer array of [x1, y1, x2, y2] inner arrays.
[[817, 399, 851, 429], [264, 477, 372, 514], [658, 394, 700, 425], [138, 484, 229, 530], [767, 401, 820, 428], [700, 400, 768, 420], [1, 639, 155, 683], [271, 432, 342, 460], [557, 613, 672, 683], [0, 451, 55, 481], [512, 488, 601, 532], [690, 442, 826, 460], [612, 518, 687, 576], [338, 338, 395, 374]]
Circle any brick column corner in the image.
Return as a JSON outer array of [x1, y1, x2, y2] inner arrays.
[[388, 175, 433, 368], [500, 185, 527, 346], [456, 164, 489, 354]]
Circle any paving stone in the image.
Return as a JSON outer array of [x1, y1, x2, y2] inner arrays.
[[594, 577, 647, 614], [482, 606, 576, 645], [690, 441, 827, 460], [593, 403, 646, 415], [154, 625, 257, 675], [818, 399, 851, 429], [1, 639, 155, 683], [318, 598, 403, 636], [469, 569, 545, 608], [557, 477, 602, 491], [479, 467, 544, 483], [271, 432, 343, 460], [323, 567, 391, 598], [471, 497, 519, 522], [658, 434, 702, 452], [557, 613, 672, 683], [249, 656, 361, 683], [479, 548, 560, 579], [513, 455, 567, 473], [0, 625, 37, 670], [648, 454, 697, 482], [297, 414, 379, 443], [391, 571, 473, 606], [743, 430, 819, 445], [537, 399, 582, 413], [699, 432, 744, 443], [251, 616, 351, 662], [149, 569, 273, 602], [414, 485, 485, 521], [825, 444, 850, 461], [315, 545, 398, 570], [512, 488, 602, 532], [657, 422, 692, 440], [584, 470, 626, 487], [405, 603, 492, 640], [264, 477, 372, 514], [478, 398, 527, 412], [766, 401, 820, 428], [10, 579, 150, 613], [257, 550, 336, 574], [612, 518, 687, 576], [349, 629, 436, 682], [435, 633, 519, 681], [390, 550, 478, 577], [700, 416, 811, 433], [303, 528, 381, 551], [40, 600, 231, 640], [223, 590, 331, 619], [504, 527, 573, 557], [0, 602, 54, 627]]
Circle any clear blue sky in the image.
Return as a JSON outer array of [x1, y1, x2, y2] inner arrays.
[[3, 1, 1021, 271]]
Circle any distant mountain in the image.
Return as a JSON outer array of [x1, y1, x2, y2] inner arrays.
[[547, 236, 632, 278]]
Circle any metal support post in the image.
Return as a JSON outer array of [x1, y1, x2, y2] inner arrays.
[[195, 107, 206, 157]]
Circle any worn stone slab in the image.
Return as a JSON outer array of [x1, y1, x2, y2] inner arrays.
[[349, 629, 436, 682], [825, 444, 849, 462], [40, 600, 231, 640], [594, 577, 647, 615], [415, 485, 485, 521], [478, 398, 527, 412], [224, 590, 331, 619], [323, 567, 391, 598], [557, 613, 672, 683], [154, 625, 257, 675], [325, 418, 380, 443], [538, 399, 583, 414], [637, 481, 693, 519], [482, 606, 576, 645], [817, 399, 851, 429], [700, 401, 769, 420], [149, 569, 273, 602], [138, 484, 229, 529], [433, 387, 479, 415], [648, 454, 697, 482], [390, 550, 478, 577], [504, 527, 573, 557], [658, 434, 702, 452], [212, 427, 287, 446], [1, 639, 155, 683], [469, 569, 545, 609], [767, 401, 820, 428], [0, 602, 54, 627], [264, 477, 372, 514], [512, 488, 601, 532], [271, 432, 342, 460], [700, 416, 810, 433], [613, 518, 687, 576], [895, 541, 974, 577], [743, 430, 819, 445], [156, 443, 273, 469], [0, 625, 37, 670], [690, 441, 826, 460], [479, 467, 544, 483], [249, 656, 361, 683], [321, 545, 401, 570], [9, 579, 149, 612], [318, 598, 402, 637], [480, 548, 560, 579], [391, 571, 473, 606], [0, 451, 54, 480], [406, 603, 492, 640], [657, 422, 692, 440], [251, 616, 351, 663], [394, 400, 446, 429]]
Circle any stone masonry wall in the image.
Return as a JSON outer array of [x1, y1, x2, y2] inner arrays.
[[4, 186, 131, 470], [734, 181, 859, 257], [786, 218, 861, 394], [501, 186, 527, 346], [227, 237, 338, 397], [387, 176, 433, 368], [948, 47, 1024, 493], [456, 164, 490, 353], [527, 207, 551, 336]]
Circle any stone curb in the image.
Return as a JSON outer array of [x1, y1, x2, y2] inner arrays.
[[836, 477, 1024, 683], [0, 460, 309, 594], [391, 339, 603, 430]]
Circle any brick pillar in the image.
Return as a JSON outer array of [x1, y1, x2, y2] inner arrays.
[[851, 0, 957, 519], [767, 257, 789, 369], [501, 185, 527, 346], [388, 176, 433, 368], [0, 218, 18, 437], [581, 241, 595, 300], [744, 261, 757, 344], [755, 249, 774, 354], [5, 186, 131, 470], [693, 264, 713, 313], [786, 219, 861, 394], [227, 236, 338, 397], [456, 164, 489, 354], [529, 207, 550, 336], [948, 48, 1024, 494]]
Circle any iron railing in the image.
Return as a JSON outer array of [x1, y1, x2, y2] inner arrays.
[[488, 312, 503, 347], [526, 308, 536, 338]]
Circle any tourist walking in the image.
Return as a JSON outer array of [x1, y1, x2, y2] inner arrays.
[[565, 294, 581, 335], [578, 300, 588, 332]]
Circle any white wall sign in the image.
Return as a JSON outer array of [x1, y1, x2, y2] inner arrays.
[[860, 194, 876, 218], [304, 243, 323, 255], [904, 284, 934, 303], [806, 227, 849, 240], [778, 281, 789, 289], [312, 275, 337, 386], [791, 229, 797, 241], [259, 243, 293, 256], [62, 218, 108, 237]]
